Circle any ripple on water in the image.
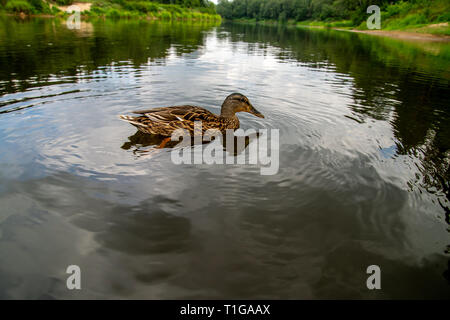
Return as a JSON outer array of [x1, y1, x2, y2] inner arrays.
[[0, 19, 449, 299]]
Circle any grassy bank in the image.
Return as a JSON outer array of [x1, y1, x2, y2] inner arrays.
[[0, 0, 222, 22], [220, 0, 450, 37], [375, 0, 449, 34]]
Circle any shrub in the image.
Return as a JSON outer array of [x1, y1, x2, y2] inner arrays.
[[192, 11, 202, 20], [110, 0, 124, 6], [106, 8, 121, 19], [397, 13, 428, 27], [28, 0, 43, 11], [41, 1, 53, 14], [90, 5, 106, 15], [127, 10, 142, 19], [160, 11, 171, 20], [165, 4, 182, 14], [172, 11, 182, 20], [123, 1, 158, 13], [197, 6, 216, 15], [54, 0, 73, 5], [5, 0, 33, 13], [181, 11, 192, 20], [436, 12, 450, 22], [384, 1, 413, 18], [350, 7, 366, 26]]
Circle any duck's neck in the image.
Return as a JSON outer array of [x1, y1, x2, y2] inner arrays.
[[220, 103, 236, 118]]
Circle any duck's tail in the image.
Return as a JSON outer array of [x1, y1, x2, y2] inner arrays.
[[118, 115, 146, 127]]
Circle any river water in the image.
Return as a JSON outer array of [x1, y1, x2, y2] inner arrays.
[[0, 17, 449, 299]]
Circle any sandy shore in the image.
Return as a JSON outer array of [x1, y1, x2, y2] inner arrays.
[[344, 29, 450, 42], [334, 23, 450, 42]]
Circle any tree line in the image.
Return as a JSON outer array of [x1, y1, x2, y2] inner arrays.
[[216, 0, 413, 24]]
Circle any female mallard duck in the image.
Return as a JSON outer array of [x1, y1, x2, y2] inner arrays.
[[119, 93, 264, 139]]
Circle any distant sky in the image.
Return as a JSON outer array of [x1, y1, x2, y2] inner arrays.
[[210, 0, 218, 4]]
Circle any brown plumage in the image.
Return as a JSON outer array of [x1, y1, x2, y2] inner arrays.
[[119, 93, 264, 137]]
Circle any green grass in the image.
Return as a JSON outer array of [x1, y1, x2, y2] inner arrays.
[[355, 0, 450, 35], [297, 20, 353, 28], [0, 0, 222, 22]]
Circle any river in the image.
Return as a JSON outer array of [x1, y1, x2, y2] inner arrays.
[[0, 17, 449, 299]]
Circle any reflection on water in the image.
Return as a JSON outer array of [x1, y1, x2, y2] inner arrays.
[[121, 130, 261, 158], [0, 17, 449, 299], [121, 131, 180, 154]]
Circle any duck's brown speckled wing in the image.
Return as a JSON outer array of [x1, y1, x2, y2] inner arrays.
[[121, 106, 236, 136], [134, 105, 216, 121]]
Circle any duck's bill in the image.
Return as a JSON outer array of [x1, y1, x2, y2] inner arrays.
[[250, 106, 265, 118]]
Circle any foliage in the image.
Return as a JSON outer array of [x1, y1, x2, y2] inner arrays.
[[106, 7, 121, 19], [375, 0, 450, 31], [28, 0, 42, 11], [54, 0, 73, 5], [0, 0, 221, 21], [86, 2, 221, 21], [217, 0, 450, 30], [123, 1, 159, 13], [5, 0, 33, 13]]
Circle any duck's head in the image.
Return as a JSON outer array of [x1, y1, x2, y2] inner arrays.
[[221, 93, 264, 118]]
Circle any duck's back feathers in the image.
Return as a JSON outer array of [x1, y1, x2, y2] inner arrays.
[[133, 106, 215, 122], [120, 105, 239, 136]]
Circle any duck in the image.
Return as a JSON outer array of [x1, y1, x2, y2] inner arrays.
[[119, 93, 264, 148]]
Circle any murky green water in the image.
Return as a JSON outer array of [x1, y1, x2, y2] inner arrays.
[[0, 17, 449, 299]]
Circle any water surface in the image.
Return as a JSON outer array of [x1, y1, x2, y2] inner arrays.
[[0, 17, 449, 299]]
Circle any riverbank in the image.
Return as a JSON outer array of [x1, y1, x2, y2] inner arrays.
[[218, 0, 450, 39], [0, 0, 221, 22], [297, 21, 450, 39]]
